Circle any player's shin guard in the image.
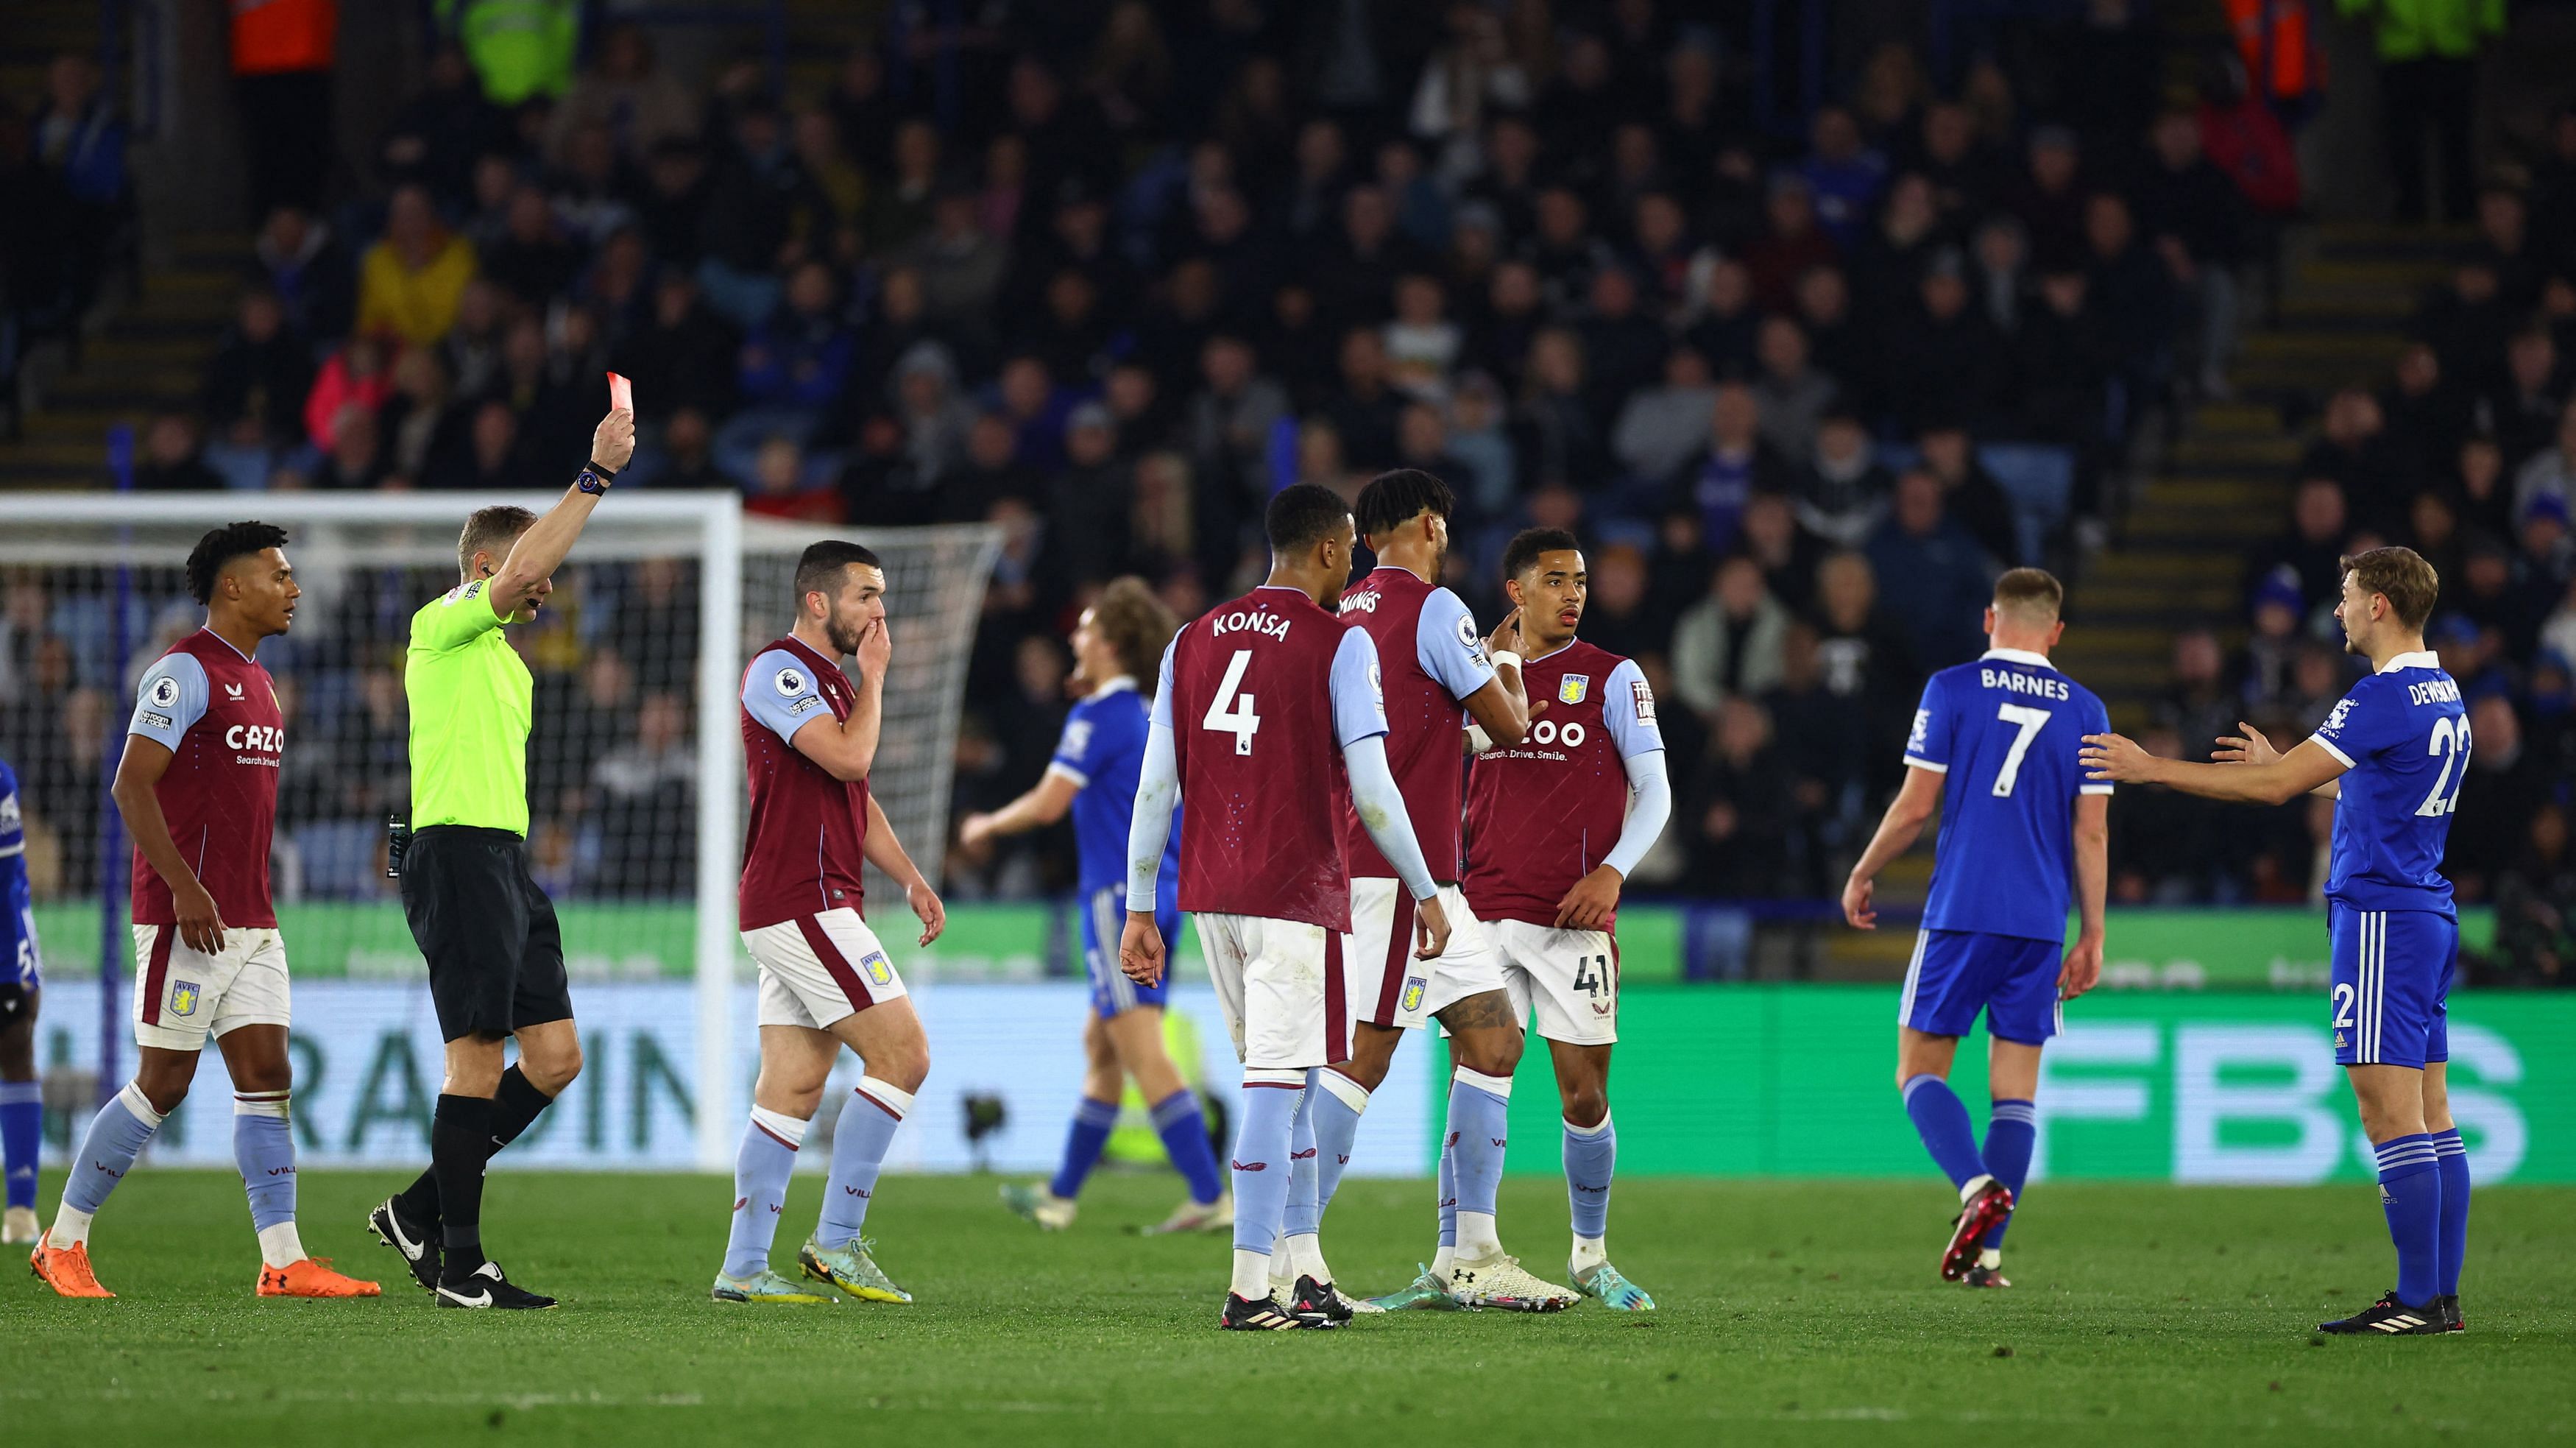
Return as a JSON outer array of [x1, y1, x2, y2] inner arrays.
[[1151, 1089, 1224, 1206], [1980, 1099, 2037, 1248], [2372, 1133, 2443, 1307], [1310, 1069, 1368, 1218], [394, 1065, 553, 1227], [1563, 1113, 1615, 1269], [1, 1079, 40, 1212], [1229, 1071, 1303, 1300], [2431, 1127, 2470, 1299], [430, 1093, 498, 1279], [1900, 1074, 1987, 1193], [53, 1081, 163, 1245], [234, 1091, 305, 1268], [816, 1078, 910, 1249], [1050, 1097, 1118, 1201], [1448, 1067, 1511, 1257], [725, 1106, 807, 1279]]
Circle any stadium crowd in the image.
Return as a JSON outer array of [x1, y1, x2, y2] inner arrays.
[[0, 4, 2570, 982]]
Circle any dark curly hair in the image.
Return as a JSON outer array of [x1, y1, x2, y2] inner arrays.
[[185, 521, 289, 605]]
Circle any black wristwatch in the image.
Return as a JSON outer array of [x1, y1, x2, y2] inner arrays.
[[576, 459, 617, 495]]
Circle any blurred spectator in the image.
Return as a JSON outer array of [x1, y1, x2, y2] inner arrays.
[[1750, 315, 1837, 465], [2133, 108, 2246, 399], [1791, 412, 1892, 548], [2247, 476, 2352, 616], [1666, 381, 1787, 556], [2157, 629, 2235, 761], [252, 205, 354, 340], [2447, 695, 2547, 901], [1672, 555, 1789, 719], [355, 185, 478, 347], [132, 414, 225, 492], [2482, 803, 2572, 986], [442, 0, 579, 105], [2513, 400, 2576, 521], [1685, 698, 1793, 896], [202, 288, 314, 448], [715, 260, 853, 476], [548, 24, 697, 166], [231, 0, 336, 216], [2352, 0, 2503, 224], [589, 689, 696, 897], [1916, 423, 2020, 567], [1864, 470, 1997, 668], [1808, 550, 1919, 792]]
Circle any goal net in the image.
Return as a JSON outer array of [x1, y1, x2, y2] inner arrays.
[[0, 492, 997, 1169]]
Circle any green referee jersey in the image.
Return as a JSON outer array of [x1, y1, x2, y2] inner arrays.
[[406, 579, 533, 836]]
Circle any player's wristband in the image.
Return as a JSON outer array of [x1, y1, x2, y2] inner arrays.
[[1490, 650, 1521, 672]]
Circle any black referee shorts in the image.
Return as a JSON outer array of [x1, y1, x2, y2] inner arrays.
[[400, 825, 573, 1043]]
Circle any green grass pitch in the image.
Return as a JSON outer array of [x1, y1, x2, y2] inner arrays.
[[6, 1170, 2572, 1444]]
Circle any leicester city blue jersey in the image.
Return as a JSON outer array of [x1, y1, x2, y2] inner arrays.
[[1, 757, 35, 990], [2308, 651, 2465, 917], [1051, 678, 1181, 899], [1905, 649, 2113, 942]]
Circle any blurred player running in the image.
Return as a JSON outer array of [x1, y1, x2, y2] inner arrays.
[[1, 756, 40, 1246], [2082, 548, 2471, 1335], [1308, 470, 1578, 1318], [712, 541, 946, 1306], [1396, 529, 1672, 1312], [964, 579, 1229, 1235], [1120, 484, 1452, 1330], [1844, 569, 2109, 1288], [30, 523, 376, 1300]]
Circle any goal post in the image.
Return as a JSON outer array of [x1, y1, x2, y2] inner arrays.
[[0, 492, 999, 1171]]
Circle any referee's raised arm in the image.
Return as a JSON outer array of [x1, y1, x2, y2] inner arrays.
[[478, 409, 636, 619]]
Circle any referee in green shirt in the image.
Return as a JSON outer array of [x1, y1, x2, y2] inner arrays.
[[367, 404, 633, 1310]]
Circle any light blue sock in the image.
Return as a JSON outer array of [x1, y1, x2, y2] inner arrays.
[[0, 1080, 39, 1212], [1283, 1072, 1321, 1239], [2431, 1128, 2469, 1298], [1310, 1070, 1367, 1219], [1563, 1113, 1615, 1240], [1150, 1089, 1224, 1206], [2373, 1133, 2443, 1307], [1981, 1098, 2037, 1246], [232, 1092, 296, 1232], [815, 1079, 910, 1249], [61, 1084, 161, 1218], [1447, 1070, 1510, 1226], [1436, 1137, 1457, 1250], [723, 1109, 804, 1279], [1050, 1097, 1119, 1201], [1230, 1077, 1302, 1257], [1900, 1074, 1986, 1190]]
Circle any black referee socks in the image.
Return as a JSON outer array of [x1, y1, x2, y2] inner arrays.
[[432, 1092, 498, 1274], [398, 1067, 559, 1227]]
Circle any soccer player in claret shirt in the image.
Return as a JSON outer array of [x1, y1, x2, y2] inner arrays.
[[2084, 548, 2471, 1335], [1317, 470, 1579, 1318], [1443, 529, 1673, 1312], [712, 540, 946, 1306], [1119, 483, 1454, 1331], [1844, 568, 2109, 1289], [963, 579, 1231, 1236], [29, 523, 377, 1300]]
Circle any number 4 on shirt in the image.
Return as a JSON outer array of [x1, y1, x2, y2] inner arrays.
[[1203, 648, 1261, 755]]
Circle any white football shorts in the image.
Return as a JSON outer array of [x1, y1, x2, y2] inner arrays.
[[742, 908, 908, 1030], [1491, 918, 1620, 1045], [1343, 877, 1508, 1031], [132, 924, 291, 1051], [1194, 912, 1346, 1070]]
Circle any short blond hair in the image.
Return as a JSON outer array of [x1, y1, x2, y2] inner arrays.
[[458, 505, 537, 578], [1993, 567, 2063, 621]]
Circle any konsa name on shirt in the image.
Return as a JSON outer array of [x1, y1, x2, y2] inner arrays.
[[1210, 609, 1292, 640], [1981, 668, 2070, 700]]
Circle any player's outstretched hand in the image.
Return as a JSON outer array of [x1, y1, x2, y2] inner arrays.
[[1554, 863, 1622, 930], [2078, 731, 2154, 783], [174, 877, 227, 956], [1119, 911, 1166, 986], [1841, 872, 1876, 930], [2215, 720, 2281, 766], [590, 407, 636, 473], [1413, 893, 1451, 961], [856, 618, 891, 679], [2059, 933, 2103, 1001], [957, 810, 997, 850], [905, 877, 946, 946], [1485, 606, 1523, 661]]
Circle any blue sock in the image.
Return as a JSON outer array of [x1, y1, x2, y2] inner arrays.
[[1230, 1076, 1302, 1257], [1436, 1137, 1457, 1251], [1981, 1098, 2037, 1247], [1563, 1114, 1615, 1241], [232, 1092, 296, 1233], [1050, 1097, 1119, 1201], [1282, 1073, 1321, 1240], [815, 1078, 910, 1249], [61, 1083, 162, 1221], [1447, 1068, 1510, 1242], [1310, 1070, 1367, 1218], [0, 1080, 39, 1212], [1901, 1074, 1986, 1190], [2431, 1127, 2469, 1299], [723, 1108, 804, 1279], [2373, 1133, 2443, 1307], [1150, 1089, 1224, 1206]]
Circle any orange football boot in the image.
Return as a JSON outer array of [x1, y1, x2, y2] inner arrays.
[[258, 1257, 382, 1297], [29, 1232, 115, 1298]]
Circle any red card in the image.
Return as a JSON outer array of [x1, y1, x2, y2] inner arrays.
[[607, 372, 633, 412]]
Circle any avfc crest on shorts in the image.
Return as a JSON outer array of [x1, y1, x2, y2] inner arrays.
[[169, 980, 201, 1017], [1401, 976, 1428, 1013], [1558, 674, 1589, 705], [859, 950, 896, 989]]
